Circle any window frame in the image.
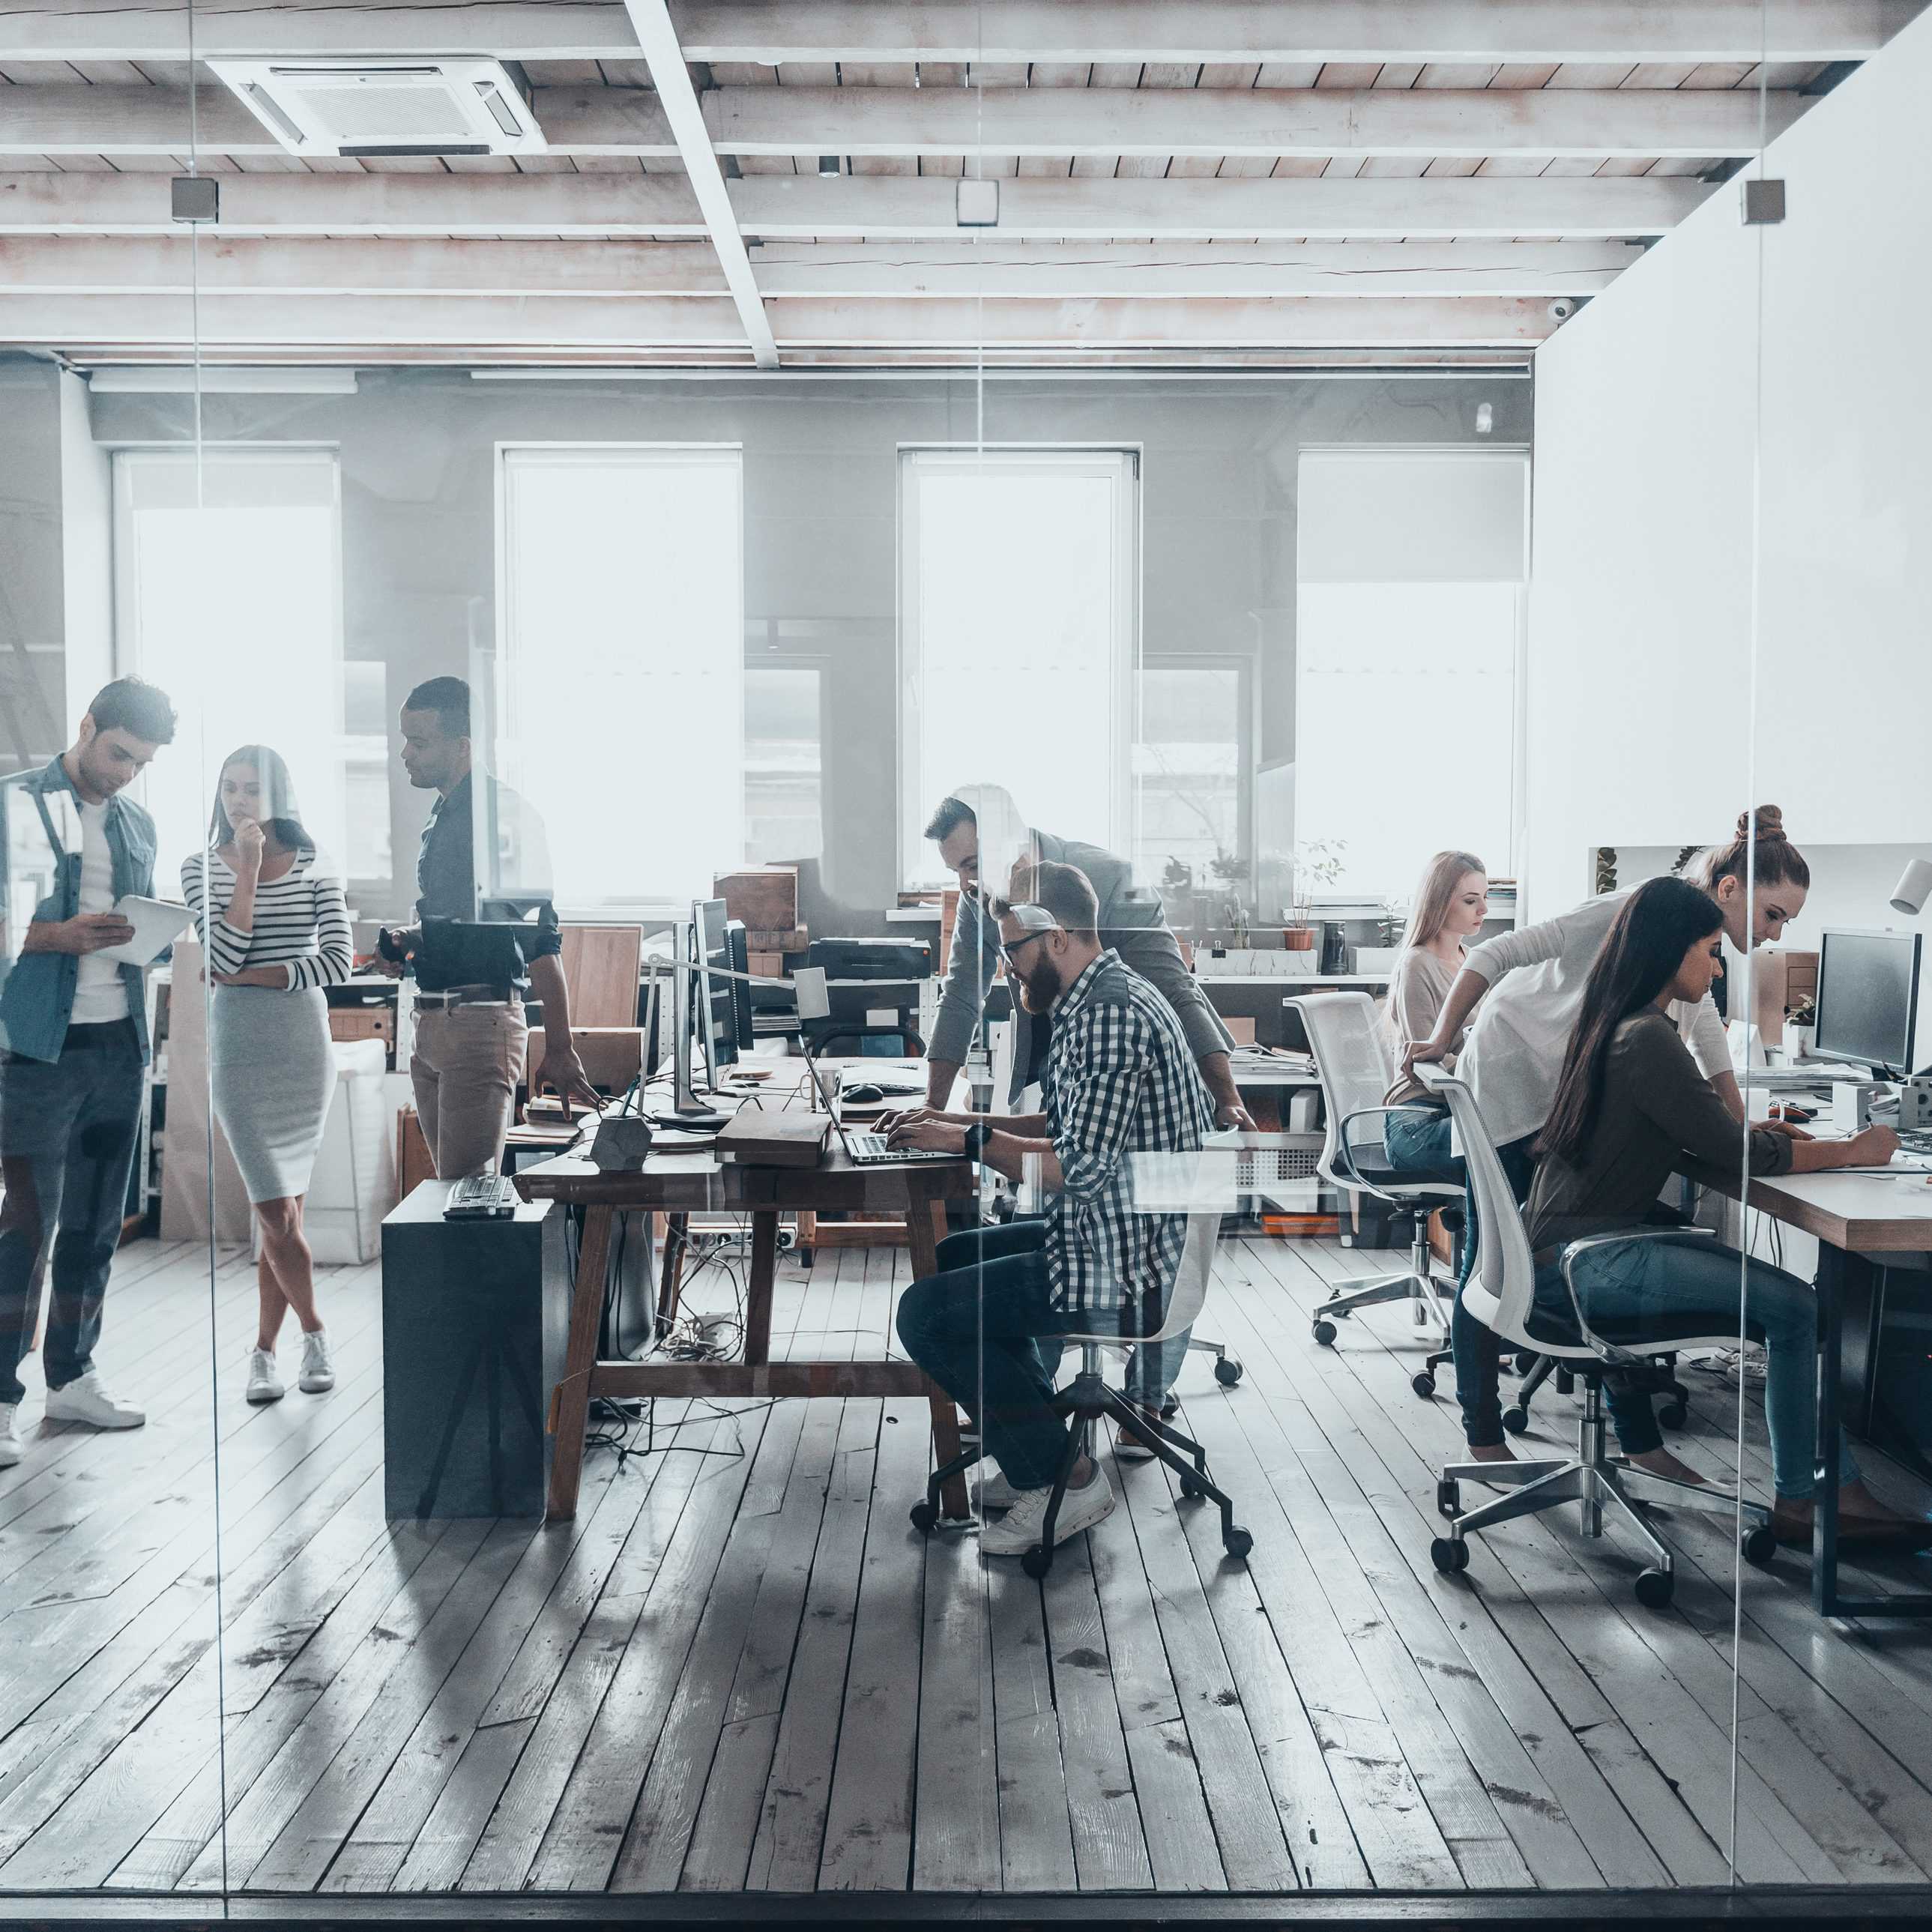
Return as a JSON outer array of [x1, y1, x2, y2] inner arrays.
[[896, 444, 1141, 890], [493, 440, 746, 919]]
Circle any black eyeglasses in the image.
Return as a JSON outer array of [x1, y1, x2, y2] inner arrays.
[[1000, 926, 1062, 967]]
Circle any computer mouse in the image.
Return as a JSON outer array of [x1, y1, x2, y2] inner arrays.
[[844, 1082, 886, 1105]]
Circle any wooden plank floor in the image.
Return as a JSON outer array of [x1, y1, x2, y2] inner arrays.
[[4, 1230, 1932, 1897]]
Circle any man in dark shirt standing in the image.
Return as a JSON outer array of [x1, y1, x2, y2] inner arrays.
[[377, 677, 599, 1177]]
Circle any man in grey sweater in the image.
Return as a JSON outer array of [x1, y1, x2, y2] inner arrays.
[[920, 789, 1252, 1129]]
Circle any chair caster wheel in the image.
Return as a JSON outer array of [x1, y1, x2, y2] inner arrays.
[[1021, 1547, 1053, 1580], [1659, 1401, 1688, 1431], [1222, 1526, 1253, 1560], [1742, 1524, 1778, 1569], [1634, 1567, 1674, 1609], [1437, 1479, 1461, 1521], [1215, 1357, 1243, 1387], [1180, 1472, 1205, 1500], [909, 1501, 938, 1536], [1431, 1536, 1470, 1576], [1411, 1371, 1437, 1398], [1312, 1319, 1338, 1347], [1514, 1351, 1538, 1376], [1501, 1406, 1530, 1435]]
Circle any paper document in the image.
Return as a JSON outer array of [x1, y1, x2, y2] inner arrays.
[[95, 895, 196, 966]]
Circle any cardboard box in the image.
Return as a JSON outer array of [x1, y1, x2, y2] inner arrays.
[[328, 1006, 394, 1043], [748, 953, 785, 978], [746, 928, 809, 953], [570, 1027, 643, 1090], [1225, 1016, 1258, 1045], [713, 867, 798, 935]]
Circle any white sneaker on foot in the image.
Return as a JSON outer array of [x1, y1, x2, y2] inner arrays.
[[298, 1328, 335, 1394], [0, 1401, 20, 1468], [981, 1466, 1115, 1557], [246, 1348, 285, 1404], [1111, 1398, 1164, 1463], [43, 1371, 145, 1430], [975, 1462, 1023, 1510]]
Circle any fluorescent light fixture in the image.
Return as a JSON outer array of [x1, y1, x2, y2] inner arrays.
[[88, 368, 360, 395]]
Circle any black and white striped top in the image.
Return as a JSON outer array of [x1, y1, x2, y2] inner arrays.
[[181, 848, 354, 992]]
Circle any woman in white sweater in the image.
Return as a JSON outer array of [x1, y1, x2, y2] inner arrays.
[[183, 746, 354, 1404], [1404, 806, 1811, 1466]]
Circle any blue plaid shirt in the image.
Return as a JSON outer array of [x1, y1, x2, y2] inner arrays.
[[1043, 949, 1214, 1327]]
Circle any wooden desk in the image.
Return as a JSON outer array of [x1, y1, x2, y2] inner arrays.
[[1689, 1159, 1932, 1618], [513, 1134, 977, 1524]]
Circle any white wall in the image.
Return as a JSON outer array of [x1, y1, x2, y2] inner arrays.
[[1525, 10, 1932, 919]]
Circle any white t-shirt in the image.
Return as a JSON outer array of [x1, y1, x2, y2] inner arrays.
[[1457, 887, 1730, 1152], [69, 798, 130, 1025]]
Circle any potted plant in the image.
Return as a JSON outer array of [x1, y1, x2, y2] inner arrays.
[[1785, 991, 1817, 1060], [1286, 839, 1347, 950]]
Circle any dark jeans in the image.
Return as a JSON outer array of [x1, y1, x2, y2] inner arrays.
[[896, 1220, 1080, 1491], [0, 1020, 145, 1406]]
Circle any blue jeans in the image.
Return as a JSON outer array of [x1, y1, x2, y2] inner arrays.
[[0, 1020, 145, 1405], [1541, 1233, 1854, 1500]]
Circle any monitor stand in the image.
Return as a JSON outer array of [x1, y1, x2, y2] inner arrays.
[[656, 958, 726, 1130]]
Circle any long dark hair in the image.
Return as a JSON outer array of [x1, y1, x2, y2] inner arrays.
[[208, 743, 314, 858], [1537, 877, 1724, 1168]]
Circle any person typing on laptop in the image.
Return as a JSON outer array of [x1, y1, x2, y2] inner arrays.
[[890, 861, 1213, 1554]]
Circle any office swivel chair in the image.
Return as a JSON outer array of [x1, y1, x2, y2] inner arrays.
[[1290, 994, 1466, 1393], [911, 1154, 1249, 1579], [1422, 1067, 1775, 1610]]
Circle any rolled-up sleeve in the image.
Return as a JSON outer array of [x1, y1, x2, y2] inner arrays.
[[928, 890, 999, 1065]]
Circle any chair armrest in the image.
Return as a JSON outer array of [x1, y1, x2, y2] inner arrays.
[[1332, 1104, 1446, 1192], [1556, 1225, 1716, 1350]]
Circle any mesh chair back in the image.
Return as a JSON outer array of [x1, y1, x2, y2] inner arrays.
[[1426, 1069, 1551, 1354], [1290, 992, 1396, 1195]]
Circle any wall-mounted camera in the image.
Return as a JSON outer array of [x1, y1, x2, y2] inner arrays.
[[1548, 298, 1578, 323]]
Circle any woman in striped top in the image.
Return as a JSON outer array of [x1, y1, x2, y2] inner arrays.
[[182, 745, 352, 1406]]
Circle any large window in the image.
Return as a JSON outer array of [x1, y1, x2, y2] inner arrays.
[[1295, 449, 1528, 904], [899, 448, 1138, 886], [113, 447, 345, 881], [498, 445, 743, 912], [1133, 656, 1249, 892], [743, 659, 824, 866]]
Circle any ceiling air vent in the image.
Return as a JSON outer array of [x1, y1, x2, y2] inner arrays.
[[207, 57, 547, 157]]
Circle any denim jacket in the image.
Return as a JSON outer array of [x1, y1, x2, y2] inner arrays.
[[0, 757, 158, 1063]]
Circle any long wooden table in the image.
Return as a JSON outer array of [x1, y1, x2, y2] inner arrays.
[[1688, 1158, 1932, 1618], [513, 1117, 977, 1524]]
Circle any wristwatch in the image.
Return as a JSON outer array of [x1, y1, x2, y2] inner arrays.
[[962, 1123, 992, 1164]]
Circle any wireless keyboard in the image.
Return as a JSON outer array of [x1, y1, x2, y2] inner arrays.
[[444, 1174, 520, 1219]]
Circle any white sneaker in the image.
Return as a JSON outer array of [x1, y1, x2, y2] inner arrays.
[[43, 1371, 145, 1431], [981, 1465, 1116, 1557], [246, 1348, 285, 1404], [298, 1328, 335, 1394], [1111, 1399, 1164, 1464], [0, 1401, 20, 1468], [976, 1462, 1023, 1510]]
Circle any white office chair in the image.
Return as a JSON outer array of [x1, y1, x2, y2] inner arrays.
[[910, 1152, 1250, 1579], [1422, 1066, 1775, 1609], [1290, 994, 1465, 1389]]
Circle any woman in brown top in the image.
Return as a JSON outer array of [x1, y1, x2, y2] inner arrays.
[[1527, 877, 1925, 1547]]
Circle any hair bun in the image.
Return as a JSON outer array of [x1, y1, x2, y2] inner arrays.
[[1742, 804, 1787, 843]]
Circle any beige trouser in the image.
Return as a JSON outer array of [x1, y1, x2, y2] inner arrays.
[[410, 1001, 528, 1179]]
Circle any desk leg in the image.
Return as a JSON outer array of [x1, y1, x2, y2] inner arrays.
[[546, 1203, 613, 1523], [1816, 1236, 1847, 1615], [744, 1210, 779, 1366], [905, 1177, 970, 1522], [657, 1211, 689, 1338]]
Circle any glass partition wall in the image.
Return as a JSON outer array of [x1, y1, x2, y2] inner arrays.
[[25, 0, 1932, 1913]]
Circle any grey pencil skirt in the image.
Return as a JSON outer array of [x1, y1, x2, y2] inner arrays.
[[210, 984, 336, 1204]]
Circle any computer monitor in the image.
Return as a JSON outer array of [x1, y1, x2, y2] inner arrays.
[[1812, 929, 1922, 1078], [692, 896, 735, 1072], [725, 919, 755, 1051]]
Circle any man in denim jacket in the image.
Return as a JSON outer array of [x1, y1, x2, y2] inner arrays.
[[0, 677, 175, 1467]]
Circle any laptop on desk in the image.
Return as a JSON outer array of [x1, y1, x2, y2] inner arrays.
[[805, 1062, 959, 1165]]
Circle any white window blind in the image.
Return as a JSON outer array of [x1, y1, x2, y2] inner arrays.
[[1296, 450, 1528, 903], [113, 448, 345, 880], [899, 448, 1138, 887], [497, 446, 743, 911]]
